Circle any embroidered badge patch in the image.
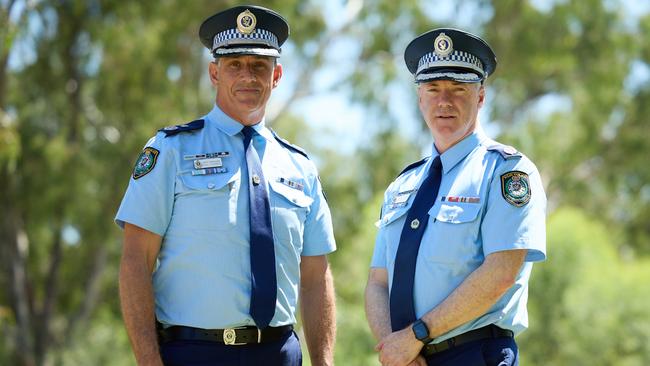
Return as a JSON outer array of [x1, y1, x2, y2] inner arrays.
[[133, 147, 160, 180], [501, 171, 531, 207]]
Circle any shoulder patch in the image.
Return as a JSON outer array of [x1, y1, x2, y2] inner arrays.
[[396, 157, 430, 178], [486, 144, 522, 159], [133, 147, 160, 179], [501, 171, 531, 207], [270, 129, 309, 159], [159, 119, 205, 137]]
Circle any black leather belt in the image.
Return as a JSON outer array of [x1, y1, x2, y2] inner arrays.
[[421, 325, 514, 356], [158, 325, 293, 345]]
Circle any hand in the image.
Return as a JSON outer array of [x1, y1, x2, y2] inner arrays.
[[375, 327, 423, 366], [406, 355, 427, 366]]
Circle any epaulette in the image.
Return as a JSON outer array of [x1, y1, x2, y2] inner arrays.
[[159, 119, 205, 137], [396, 157, 429, 178], [486, 144, 522, 159], [270, 129, 310, 159]]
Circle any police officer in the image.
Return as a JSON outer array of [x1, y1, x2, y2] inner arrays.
[[365, 28, 546, 366], [116, 6, 336, 366]]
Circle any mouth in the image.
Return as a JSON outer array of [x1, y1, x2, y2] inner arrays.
[[235, 83, 262, 94]]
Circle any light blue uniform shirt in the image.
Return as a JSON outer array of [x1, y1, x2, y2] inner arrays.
[[371, 131, 546, 342], [115, 105, 336, 329]]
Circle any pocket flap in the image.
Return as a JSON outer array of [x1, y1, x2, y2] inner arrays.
[[179, 169, 239, 192], [377, 206, 410, 228], [269, 180, 313, 207], [431, 203, 481, 224]]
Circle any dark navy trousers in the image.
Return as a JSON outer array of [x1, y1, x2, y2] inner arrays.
[[424, 336, 518, 366], [159, 331, 302, 366]]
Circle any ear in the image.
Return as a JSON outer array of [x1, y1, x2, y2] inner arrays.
[[272, 62, 283, 88], [477, 84, 486, 108], [208, 61, 219, 86]]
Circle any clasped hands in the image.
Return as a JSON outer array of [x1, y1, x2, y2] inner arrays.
[[375, 326, 427, 366]]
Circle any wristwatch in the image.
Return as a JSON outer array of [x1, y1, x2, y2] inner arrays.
[[411, 319, 433, 344]]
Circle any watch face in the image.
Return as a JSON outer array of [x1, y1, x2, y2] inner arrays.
[[413, 321, 429, 340]]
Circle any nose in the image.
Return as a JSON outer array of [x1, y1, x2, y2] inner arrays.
[[437, 89, 453, 107], [240, 65, 257, 81]]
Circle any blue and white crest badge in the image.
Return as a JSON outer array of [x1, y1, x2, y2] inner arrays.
[[434, 32, 453, 57], [501, 171, 531, 207], [133, 147, 159, 180], [237, 9, 256, 34]]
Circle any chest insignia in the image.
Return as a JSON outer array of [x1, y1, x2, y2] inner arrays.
[[442, 196, 481, 203], [191, 167, 228, 176], [277, 177, 304, 191], [183, 152, 230, 160]]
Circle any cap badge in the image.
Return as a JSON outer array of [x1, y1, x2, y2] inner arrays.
[[434, 33, 453, 57], [236, 9, 257, 34]]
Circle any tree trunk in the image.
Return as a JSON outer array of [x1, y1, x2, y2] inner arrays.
[[0, 170, 35, 366]]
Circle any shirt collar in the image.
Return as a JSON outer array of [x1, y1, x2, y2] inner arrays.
[[433, 130, 488, 174], [205, 104, 274, 142]]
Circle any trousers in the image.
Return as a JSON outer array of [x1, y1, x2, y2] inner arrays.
[[160, 330, 302, 366], [424, 336, 518, 366]]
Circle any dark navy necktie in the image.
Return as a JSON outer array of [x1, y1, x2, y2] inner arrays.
[[389, 156, 443, 331], [242, 126, 276, 329]]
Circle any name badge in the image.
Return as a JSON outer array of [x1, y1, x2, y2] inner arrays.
[[194, 157, 223, 169], [389, 189, 415, 208]]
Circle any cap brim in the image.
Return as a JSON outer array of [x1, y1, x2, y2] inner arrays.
[[416, 67, 482, 83], [213, 47, 281, 58]]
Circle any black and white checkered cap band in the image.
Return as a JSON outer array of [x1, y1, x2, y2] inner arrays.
[[416, 50, 485, 77], [212, 28, 279, 52], [416, 71, 482, 83]]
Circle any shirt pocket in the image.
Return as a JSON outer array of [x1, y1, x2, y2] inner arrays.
[[171, 172, 239, 230], [424, 202, 483, 265], [268, 179, 313, 250], [377, 188, 417, 228]]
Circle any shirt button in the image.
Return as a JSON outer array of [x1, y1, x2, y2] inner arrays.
[[410, 219, 420, 229], [207, 183, 215, 189]]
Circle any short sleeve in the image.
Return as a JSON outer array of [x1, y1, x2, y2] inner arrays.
[[114, 134, 177, 236], [481, 157, 547, 262], [370, 228, 389, 268], [370, 188, 393, 268], [301, 173, 336, 256]]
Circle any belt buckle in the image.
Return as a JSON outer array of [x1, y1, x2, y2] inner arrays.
[[223, 327, 248, 345]]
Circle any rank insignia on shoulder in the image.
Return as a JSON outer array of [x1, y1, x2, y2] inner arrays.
[[133, 147, 159, 180], [159, 119, 205, 137], [487, 144, 522, 159], [501, 171, 530, 207]]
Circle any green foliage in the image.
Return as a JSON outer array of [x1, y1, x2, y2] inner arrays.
[[331, 193, 385, 366], [522, 207, 650, 365]]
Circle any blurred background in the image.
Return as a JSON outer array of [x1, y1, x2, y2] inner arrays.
[[2, 0, 650, 365]]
